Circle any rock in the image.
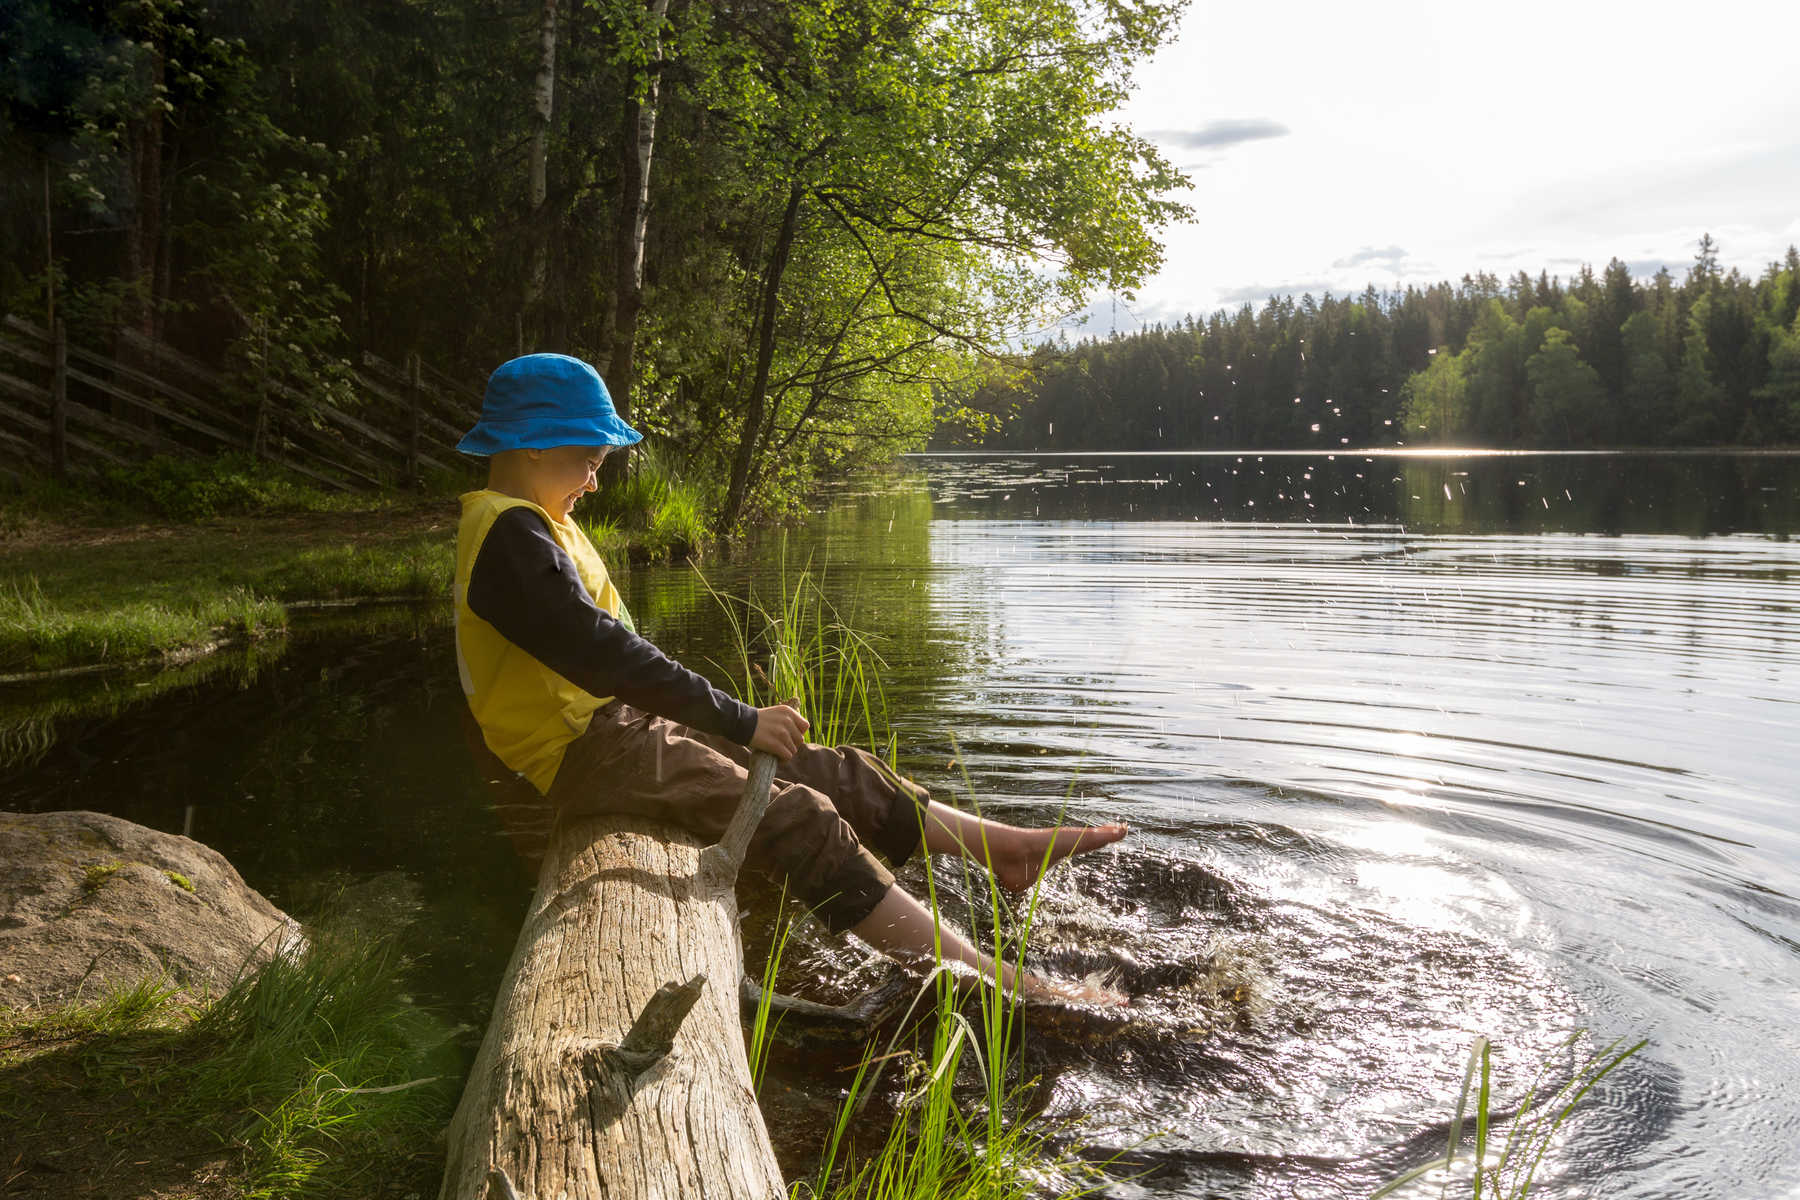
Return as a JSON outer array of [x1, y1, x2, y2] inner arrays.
[[0, 810, 301, 1012]]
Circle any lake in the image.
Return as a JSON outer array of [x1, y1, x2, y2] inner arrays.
[[4, 450, 1798, 1198]]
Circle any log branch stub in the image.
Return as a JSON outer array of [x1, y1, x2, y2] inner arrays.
[[621, 973, 706, 1060], [578, 973, 707, 1080]]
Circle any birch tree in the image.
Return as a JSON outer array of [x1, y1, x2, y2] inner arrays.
[[604, 0, 674, 450], [524, 0, 559, 330]]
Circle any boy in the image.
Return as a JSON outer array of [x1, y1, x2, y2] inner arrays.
[[454, 353, 1126, 1005]]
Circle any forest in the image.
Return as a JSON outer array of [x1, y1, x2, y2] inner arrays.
[[939, 237, 1800, 451], [1, 0, 1188, 530]]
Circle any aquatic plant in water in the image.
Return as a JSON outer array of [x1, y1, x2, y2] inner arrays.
[[1372, 1031, 1646, 1200]]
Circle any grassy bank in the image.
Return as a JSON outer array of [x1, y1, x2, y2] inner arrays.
[[0, 449, 711, 674], [0, 503, 455, 674], [0, 931, 459, 1200]]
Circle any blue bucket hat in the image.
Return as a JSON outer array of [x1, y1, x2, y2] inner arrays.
[[456, 353, 643, 456]]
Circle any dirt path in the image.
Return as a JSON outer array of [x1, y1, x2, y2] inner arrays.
[[1, 497, 456, 556]]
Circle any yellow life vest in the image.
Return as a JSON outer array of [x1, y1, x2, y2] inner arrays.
[[453, 490, 634, 794]]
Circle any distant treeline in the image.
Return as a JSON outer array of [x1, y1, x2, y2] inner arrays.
[[939, 238, 1800, 450]]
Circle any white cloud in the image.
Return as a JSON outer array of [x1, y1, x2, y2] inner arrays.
[[1331, 246, 1408, 270], [1146, 118, 1292, 152]]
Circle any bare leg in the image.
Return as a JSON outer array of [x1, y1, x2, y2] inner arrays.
[[920, 801, 1127, 893], [850, 884, 1125, 1006]]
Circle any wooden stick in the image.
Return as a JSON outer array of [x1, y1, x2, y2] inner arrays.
[[699, 751, 778, 888]]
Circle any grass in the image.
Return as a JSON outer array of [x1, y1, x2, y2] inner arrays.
[[798, 830, 1114, 1200], [0, 928, 460, 1200], [0, 493, 452, 672], [747, 887, 798, 1096], [1, 572, 292, 672], [5, 452, 408, 527], [1372, 1031, 1647, 1200], [0, 447, 711, 674], [720, 561, 1114, 1200], [705, 547, 895, 761], [582, 444, 713, 562], [0, 973, 187, 1043]]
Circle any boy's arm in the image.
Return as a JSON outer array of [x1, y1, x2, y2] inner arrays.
[[466, 506, 759, 745]]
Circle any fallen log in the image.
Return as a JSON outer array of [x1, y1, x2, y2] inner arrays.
[[441, 755, 786, 1200]]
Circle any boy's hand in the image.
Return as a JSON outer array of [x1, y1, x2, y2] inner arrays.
[[750, 698, 809, 759]]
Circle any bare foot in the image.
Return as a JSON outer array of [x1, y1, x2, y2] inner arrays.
[[991, 822, 1129, 894]]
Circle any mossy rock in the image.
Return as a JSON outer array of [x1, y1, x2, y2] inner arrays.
[[1, 811, 301, 1012]]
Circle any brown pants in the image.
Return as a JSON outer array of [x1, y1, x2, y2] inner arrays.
[[547, 701, 929, 930]]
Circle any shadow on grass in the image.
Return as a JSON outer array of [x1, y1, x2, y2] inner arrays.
[[0, 934, 461, 1200]]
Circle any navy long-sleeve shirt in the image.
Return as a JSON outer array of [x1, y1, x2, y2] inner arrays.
[[464, 506, 759, 746]]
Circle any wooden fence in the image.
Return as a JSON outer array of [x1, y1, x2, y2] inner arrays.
[[0, 315, 482, 491]]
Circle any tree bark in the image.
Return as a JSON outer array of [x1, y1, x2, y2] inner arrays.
[[122, 42, 164, 346], [440, 805, 785, 1200], [524, 0, 559, 332], [117, 32, 165, 418], [601, 0, 673, 491], [720, 182, 804, 535]]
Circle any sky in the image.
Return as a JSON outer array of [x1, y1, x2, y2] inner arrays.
[[1078, 0, 1800, 335]]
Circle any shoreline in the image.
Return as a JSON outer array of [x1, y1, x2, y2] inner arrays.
[[0, 497, 694, 678]]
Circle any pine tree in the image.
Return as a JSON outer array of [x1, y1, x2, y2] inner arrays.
[[1619, 312, 1676, 444], [1670, 296, 1725, 443], [1754, 311, 1800, 440]]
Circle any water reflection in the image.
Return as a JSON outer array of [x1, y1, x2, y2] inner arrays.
[[913, 450, 1800, 536]]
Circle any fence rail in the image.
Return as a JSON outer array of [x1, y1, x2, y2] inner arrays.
[[0, 316, 481, 491]]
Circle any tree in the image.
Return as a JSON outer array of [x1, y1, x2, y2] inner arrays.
[[1398, 348, 1468, 443], [1461, 300, 1525, 445], [1755, 310, 1800, 441], [600, 0, 675, 487], [1590, 256, 1635, 395], [1618, 311, 1675, 444], [701, 0, 1189, 531], [1526, 327, 1609, 446], [1670, 295, 1725, 444], [1691, 232, 1721, 287], [524, 0, 560, 327]]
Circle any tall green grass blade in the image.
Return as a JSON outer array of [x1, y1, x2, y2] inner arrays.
[[748, 889, 796, 1096], [1511, 1036, 1644, 1199], [1372, 1031, 1645, 1200]]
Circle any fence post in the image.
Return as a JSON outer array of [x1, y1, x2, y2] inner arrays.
[[50, 319, 68, 476], [408, 351, 422, 481]]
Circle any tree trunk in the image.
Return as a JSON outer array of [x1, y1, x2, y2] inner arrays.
[[117, 34, 165, 418], [440, 795, 785, 1199], [602, 0, 673, 491], [524, 0, 559, 333], [123, 44, 164, 344], [720, 183, 803, 535]]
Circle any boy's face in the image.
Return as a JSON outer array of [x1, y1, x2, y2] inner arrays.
[[526, 444, 610, 519]]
